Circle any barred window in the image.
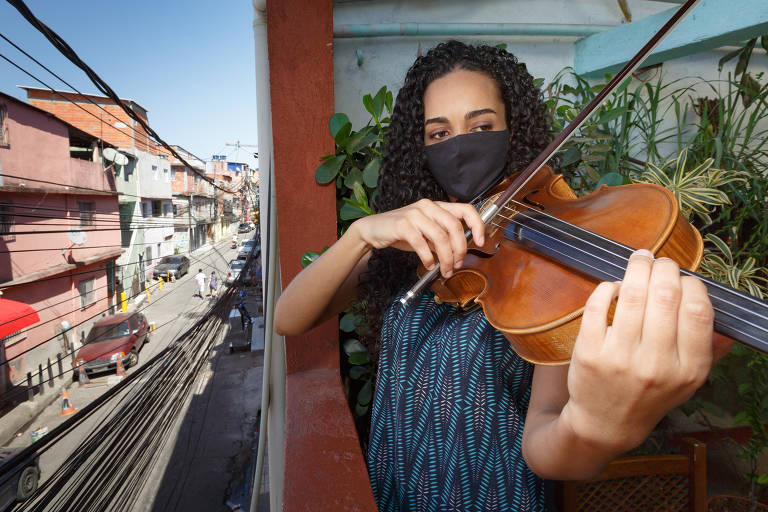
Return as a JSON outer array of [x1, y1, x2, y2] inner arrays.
[[0, 201, 14, 241], [78, 278, 96, 308], [0, 102, 8, 147], [79, 201, 94, 226]]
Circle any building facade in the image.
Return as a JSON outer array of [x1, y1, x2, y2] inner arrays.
[[23, 87, 174, 299], [0, 93, 122, 391], [169, 146, 214, 253]]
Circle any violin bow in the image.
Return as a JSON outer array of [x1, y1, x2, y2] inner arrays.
[[402, 0, 702, 305]]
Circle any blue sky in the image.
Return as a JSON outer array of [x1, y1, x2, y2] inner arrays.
[[0, 1, 259, 169]]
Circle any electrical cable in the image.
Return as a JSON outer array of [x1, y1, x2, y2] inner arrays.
[[0, 247, 252, 405], [0, 224, 249, 290], [0, 236, 240, 344], [4, 0, 235, 195], [0, 47, 243, 201], [4, 282, 245, 510], [0, 235, 243, 336], [0, 32, 151, 139], [0, 51, 154, 154]]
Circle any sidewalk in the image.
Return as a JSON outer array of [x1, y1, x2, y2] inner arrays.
[[137, 288, 266, 511], [0, 297, 144, 446]]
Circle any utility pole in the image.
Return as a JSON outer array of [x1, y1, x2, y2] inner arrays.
[[224, 142, 259, 223]]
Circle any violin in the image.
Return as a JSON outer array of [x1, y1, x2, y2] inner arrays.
[[403, 0, 768, 364], [423, 168, 768, 364]]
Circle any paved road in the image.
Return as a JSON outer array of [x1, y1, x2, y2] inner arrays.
[[3, 235, 265, 510]]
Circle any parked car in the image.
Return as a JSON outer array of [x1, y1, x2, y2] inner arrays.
[[0, 448, 40, 510], [73, 313, 149, 378], [237, 222, 252, 233], [226, 259, 247, 286], [238, 240, 256, 259], [152, 255, 190, 280]]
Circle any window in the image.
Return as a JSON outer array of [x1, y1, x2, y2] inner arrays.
[[163, 203, 172, 216], [0, 201, 14, 241], [173, 204, 181, 216], [141, 201, 150, 217], [171, 169, 177, 182], [78, 201, 94, 226], [152, 200, 162, 217], [79, 278, 96, 308], [106, 260, 115, 293], [164, 168, 169, 182], [152, 165, 158, 181], [0, 102, 8, 147]]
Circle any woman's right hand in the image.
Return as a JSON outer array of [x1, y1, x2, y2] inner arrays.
[[352, 199, 486, 278]]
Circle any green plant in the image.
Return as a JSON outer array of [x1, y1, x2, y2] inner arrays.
[[314, 86, 392, 234], [302, 87, 393, 443], [634, 147, 744, 225]]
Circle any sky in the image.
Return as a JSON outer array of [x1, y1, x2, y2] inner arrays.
[[0, 0, 259, 170]]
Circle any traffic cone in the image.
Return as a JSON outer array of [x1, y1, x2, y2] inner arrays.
[[59, 388, 76, 416], [76, 361, 90, 387], [149, 322, 156, 337], [115, 354, 127, 377]]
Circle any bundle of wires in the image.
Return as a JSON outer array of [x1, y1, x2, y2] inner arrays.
[[7, 285, 237, 512]]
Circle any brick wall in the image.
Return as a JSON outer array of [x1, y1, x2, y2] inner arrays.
[[25, 89, 152, 152]]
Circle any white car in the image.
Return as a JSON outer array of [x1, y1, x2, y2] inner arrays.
[[238, 240, 256, 259], [226, 259, 247, 285]]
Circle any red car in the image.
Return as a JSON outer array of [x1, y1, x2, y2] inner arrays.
[[73, 312, 149, 378]]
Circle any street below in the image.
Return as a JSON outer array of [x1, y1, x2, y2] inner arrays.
[[3, 235, 265, 511]]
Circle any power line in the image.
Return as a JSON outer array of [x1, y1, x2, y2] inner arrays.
[[0, 237, 241, 330], [5, 0, 235, 195], [0, 32, 139, 139], [0, 51, 152, 153], [0, 240, 245, 374], [0, 235, 244, 290]]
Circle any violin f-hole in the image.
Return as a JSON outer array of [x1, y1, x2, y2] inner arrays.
[[522, 190, 545, 210]]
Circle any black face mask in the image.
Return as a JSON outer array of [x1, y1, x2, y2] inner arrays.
[[424, 129, 510, 202]]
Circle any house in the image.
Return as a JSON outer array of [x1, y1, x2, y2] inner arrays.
[[168, 145, 214, 253], [208, 155, 245, 240], [0, 92, 122, 391], [21, 87, 174, 297]]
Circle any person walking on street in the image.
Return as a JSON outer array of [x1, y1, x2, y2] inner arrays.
[[209, 271, 219, 298], [194, 269, 206, 298]]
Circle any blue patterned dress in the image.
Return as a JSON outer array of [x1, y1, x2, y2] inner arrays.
[[367, 290, 547, 511]]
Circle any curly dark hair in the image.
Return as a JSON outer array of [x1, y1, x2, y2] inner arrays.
[[358, 40, 553, 342]]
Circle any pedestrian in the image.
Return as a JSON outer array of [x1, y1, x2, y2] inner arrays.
[[209, 270, 218, 298], [194, 268, 206, 298], [273, 40, 730, 511]]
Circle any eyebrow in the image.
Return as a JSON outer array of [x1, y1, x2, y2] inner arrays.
[[424, 108, 497, 126]]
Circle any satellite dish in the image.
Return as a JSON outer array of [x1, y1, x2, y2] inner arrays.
[[103, 148, 129, 166], [67, 228, 87, 245]]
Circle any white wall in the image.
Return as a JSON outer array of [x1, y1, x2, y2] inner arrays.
[[136, 151, 173, 200], [333, 0, 768, 134]]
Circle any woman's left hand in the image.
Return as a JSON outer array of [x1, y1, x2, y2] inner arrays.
[[562, 249, 715, 451]]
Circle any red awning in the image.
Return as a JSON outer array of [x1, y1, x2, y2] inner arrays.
[[0, 297, 40, 339]]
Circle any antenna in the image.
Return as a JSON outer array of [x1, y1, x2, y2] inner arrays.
[[103, 148, 129, 173]]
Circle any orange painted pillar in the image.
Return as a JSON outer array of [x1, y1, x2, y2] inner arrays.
[[267, 0, 377, 510]]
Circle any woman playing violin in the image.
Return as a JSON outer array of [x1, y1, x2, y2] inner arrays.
[[274, 40, 726, 511]]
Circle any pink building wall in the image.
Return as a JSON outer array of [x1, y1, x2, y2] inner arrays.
[[1, 265, 108, 385], [0, 93, 122, 390]]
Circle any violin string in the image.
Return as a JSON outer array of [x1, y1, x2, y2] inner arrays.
[[489, 211, 768, 328], [493, 199, 768, 310], [487, 216, 768, 345], [490, 208, 768, 324]]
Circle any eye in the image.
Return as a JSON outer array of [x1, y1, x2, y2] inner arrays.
[[470, 123, 493, 133], [429, 129, 450, 141]]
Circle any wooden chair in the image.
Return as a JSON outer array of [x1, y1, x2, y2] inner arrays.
[[558, 437, 707, 512]]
